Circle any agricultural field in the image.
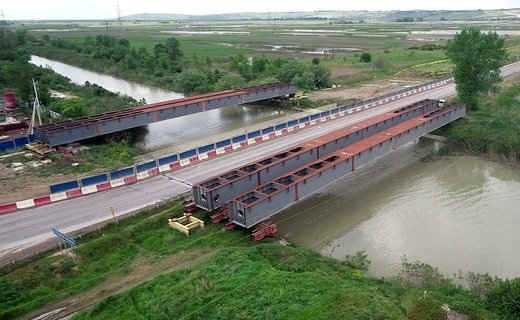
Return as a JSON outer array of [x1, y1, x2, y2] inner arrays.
[[14, 18, 520, 86]]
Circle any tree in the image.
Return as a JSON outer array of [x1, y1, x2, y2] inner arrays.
[[293, 71, 315, 91], [277, 60, 305, 83], [214, 74, 246, 91], [173, 69, 210, 95], [311, 64, 331, 89], [360, 52, 372, 63], [446, 27, 507, 109], [165, 37, 183, 61]]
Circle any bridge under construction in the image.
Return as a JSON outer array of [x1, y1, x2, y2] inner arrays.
[[192, 99, 466, 240], [34, 83, 297, 146]]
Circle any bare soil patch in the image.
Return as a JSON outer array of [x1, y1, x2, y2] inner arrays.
[[309, 77, 427, 102]]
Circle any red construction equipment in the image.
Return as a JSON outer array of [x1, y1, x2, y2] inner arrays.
[[210, 204, 229, 224], [251, 222, 278, 241]]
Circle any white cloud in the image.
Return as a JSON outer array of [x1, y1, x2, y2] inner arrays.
[[3, 0, 519, 20]]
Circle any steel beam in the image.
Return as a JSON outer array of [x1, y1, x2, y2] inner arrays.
[[192, 99, 440, 211], [34, 83, 297, 146], [228, 104, 466, 228]]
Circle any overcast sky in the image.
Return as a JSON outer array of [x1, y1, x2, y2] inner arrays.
[[2, 0, 519, 20]]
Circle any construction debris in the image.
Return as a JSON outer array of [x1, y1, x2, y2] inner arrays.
[[25, 141, 54, 157]]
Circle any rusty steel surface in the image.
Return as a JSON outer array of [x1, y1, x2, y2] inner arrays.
[[192, 99, 439, 211], [228, 104, 465, 227]]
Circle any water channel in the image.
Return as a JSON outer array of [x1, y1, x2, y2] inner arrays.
[[30, 55, 296, 150], [30, 56, 520, 279]]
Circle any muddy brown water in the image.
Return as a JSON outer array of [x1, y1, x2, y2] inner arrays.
[[273, 140, 520, 279]]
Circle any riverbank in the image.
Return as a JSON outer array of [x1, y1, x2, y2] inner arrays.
[[441, 76, 520, 162], [0, 200, 514, 320]]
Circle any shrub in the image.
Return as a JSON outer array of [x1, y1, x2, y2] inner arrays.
[[360, 52, 372, 63], [487, 278, 520, 319]]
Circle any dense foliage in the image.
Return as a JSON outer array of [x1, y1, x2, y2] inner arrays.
[[446, 27, 508, 109], [0, 30, 138, 119], [37, 35, 331, 94]]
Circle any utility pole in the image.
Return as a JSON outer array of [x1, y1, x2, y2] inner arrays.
[[117, 4, 122, 31], [29, 79, 42, 134]]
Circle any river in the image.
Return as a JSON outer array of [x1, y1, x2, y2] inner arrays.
[[29, 55, 296, 150], [273, 140, 520, 279], [30, 56, 520, 279]]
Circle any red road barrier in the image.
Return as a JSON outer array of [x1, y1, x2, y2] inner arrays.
[[66, 189, 83, 199], [169, 161, 180, 170], [123, 175, 138, 185], [33, 196, 51, 206], [0, 203, 17, 215], [96, 182, 112, 191], [148, 168, 159, 176]]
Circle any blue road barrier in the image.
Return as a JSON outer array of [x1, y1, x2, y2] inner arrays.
[[216, 139, 231, 148], [198, 143, 215, 154], [50, 180, 79, 193], [136, 160, 156, 173], [110, 167, 135, 179], [179, 149, 196, 159], [158, 155, 177, 165], [232, 134, 246, 143], [81, 174, 108, 187]]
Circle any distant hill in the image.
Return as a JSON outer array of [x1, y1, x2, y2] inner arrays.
[[122, 9, 520, 21]]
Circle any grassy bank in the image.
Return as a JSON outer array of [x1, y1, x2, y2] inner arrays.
[[443, 82, 520, 161], [0, 203, 248, 320], [1, 200, 518, 320]]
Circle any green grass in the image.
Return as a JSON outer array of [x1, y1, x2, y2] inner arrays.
[[71, 243, 499, 320], [443, 83, 520, 160], [0, 203, 249, 320]]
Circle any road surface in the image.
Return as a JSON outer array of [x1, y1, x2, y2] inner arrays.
[[1, 61, 520, 265]]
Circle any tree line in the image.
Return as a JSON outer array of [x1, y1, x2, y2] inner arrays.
[[39, 34, 331, 95], [0, 30, 138, 119]]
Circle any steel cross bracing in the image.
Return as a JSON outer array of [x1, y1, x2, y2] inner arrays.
[[192, 99, 440, 212], [228, 104, 466, 228], [33, 83, 297, 146]]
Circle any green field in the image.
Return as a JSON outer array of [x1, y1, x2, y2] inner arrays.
[[15, 19, 520, 84]]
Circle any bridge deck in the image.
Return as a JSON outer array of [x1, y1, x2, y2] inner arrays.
[[34, 83, 296, 146]]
